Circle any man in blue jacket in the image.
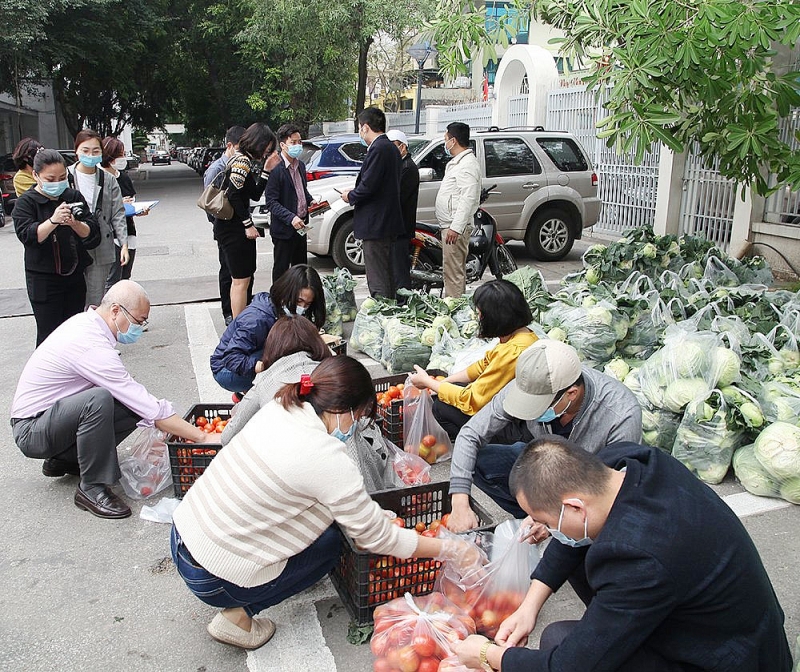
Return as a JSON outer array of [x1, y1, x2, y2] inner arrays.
[[456, 438, 793, 672], [264, 123, 314, 283], [341, 107, 403, 299]]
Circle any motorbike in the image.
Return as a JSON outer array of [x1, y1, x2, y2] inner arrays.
[[409, 185, 517, 293]]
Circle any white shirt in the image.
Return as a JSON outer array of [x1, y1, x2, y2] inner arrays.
[[435, 149, 482, 234], [74, 169, 98, 211]]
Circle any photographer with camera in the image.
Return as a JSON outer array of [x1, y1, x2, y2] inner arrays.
[[12, 148, 101, 346]]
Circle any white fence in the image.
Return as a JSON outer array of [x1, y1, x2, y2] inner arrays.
[[436, 101, 494, 132], [386, 111, 425, 135], [680, 148, 736, 250], [764, 108, 800, 225], [507, 95, 529, 127]]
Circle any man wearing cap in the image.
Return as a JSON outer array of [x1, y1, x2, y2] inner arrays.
[[447, 340, 642, 531], [387, 130, 420, 292]]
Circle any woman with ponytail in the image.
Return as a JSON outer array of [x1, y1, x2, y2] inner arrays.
[[171, 355, 483, 650]]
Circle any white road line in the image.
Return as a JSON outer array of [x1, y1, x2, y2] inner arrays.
[[184, 304, 228, 403], [722, 491, 791, 518]]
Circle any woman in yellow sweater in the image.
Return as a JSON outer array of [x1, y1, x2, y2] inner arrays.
[[410, 279, 537, 441]]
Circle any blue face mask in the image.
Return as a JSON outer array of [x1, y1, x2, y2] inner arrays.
[[40, 180, 69, 198], [547, 502, 592, 548], [286, 144, 303, 159], [331, 409, 356, 443], [78, 154, 103, 168], [115, 315, 144, 344], [535, 393, 570, 424], [444, 138, 454, 157]]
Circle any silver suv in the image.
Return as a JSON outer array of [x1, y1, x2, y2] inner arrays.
[[304, 128, 600, 272]]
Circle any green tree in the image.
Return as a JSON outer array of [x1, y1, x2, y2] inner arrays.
[[429, 0, 800, 194]]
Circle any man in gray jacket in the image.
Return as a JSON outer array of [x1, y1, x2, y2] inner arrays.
[[448, 340, 642, 531]]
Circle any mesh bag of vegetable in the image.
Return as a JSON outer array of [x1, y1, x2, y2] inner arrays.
[[672, 389, 744, 484], [381, 317, 432, 375]]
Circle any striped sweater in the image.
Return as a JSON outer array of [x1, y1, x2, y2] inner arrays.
[[172, 400, 419, 587]]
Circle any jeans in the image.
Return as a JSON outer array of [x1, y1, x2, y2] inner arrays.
[[431, 395, 471, 442], [171, 525, 341, 617], [473, 441, 528, 518], [213, 367, 255, 394]]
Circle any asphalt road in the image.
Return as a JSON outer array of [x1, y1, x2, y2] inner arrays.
[[0, 162, 797, 671]]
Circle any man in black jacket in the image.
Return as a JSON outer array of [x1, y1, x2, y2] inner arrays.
[[264, 123, 314, 283], [341, 107, 403, 299], [456, 438, 793, 672], [387, 130, 420, 291]]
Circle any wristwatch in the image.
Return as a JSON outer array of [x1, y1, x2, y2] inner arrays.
[[479, 640, 493, 672]]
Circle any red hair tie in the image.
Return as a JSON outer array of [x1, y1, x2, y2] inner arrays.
[[299, 374, 314, 396]]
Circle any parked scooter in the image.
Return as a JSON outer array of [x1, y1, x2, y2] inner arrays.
[[409, 185, 517, 293]]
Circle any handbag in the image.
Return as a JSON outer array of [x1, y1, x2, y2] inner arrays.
[[197, 163, 233, 220]]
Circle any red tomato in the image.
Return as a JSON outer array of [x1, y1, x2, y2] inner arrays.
[[140, 486, 153, 497], [441, 513, 451, 529], [373, 659, 392, 672], [421, 434, 436, 448], [392, 518, 406, 528], [414, 522, 427, 534], [397, 646, 420, 672], [411, 634, 436, 658], [195, 416, 208, 427], [417, 658, 439, 672]]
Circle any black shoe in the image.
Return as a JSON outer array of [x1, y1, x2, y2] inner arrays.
[[42, 457, 81, 477], [224, 315, 233, 326], [74, 485, 132, 519]]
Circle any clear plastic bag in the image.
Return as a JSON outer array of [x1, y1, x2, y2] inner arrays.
[[388, 442, 432, 486], [540, 299, 628, 366], [370, 593, 476, 671], [751, 421, 800, 504], [451, 337, 499, 374], [381, 318, 432, 375], [119, 427, 170, 500], [321, 284, 343, 337], [427, 326, 468, 374], [333, 267, 358, 322], [437, 523, 530, 639], [439, 656, 481, 672], [403, 384, 452, 464], [345, 421, 402, 492], [672, 390, 744, 484], [349, 308, 385, 360], [733, 443, 782, 499]]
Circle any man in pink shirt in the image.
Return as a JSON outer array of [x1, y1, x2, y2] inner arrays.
[[11, 280, 211, 519]]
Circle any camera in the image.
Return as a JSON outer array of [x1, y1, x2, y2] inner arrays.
[[65, 202, 91, 221]]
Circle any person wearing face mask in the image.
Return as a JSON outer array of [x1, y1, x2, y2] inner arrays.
[[434, 121, 482, 298], [101, 137, 145, 289], [264, 123, 318, 283], [210, 264, 326, 399], [215, 122, 282, 319], [10, 280, 214, 519], [171, 355, 486, 650], [454, 436, 793, 672], [11, 149, 102, 346], [67, 129, 129, 307], [386, 130, 420, 292], [340, 107, 404, 299], [447, 339, 642, 532], [203, 126, 248, 325]]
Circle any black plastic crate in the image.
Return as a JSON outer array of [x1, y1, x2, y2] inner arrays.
[[373, 370, 445, 448], [331, 339, 346, 356], [167, 403, 234, 498], [330, 481, 497, 625]]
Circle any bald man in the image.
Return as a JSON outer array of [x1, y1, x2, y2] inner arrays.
[[11, 281, 212, 519]]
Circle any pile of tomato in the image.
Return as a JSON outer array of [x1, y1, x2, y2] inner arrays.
[[407, 434, 450, 465], [439, 577, 525, 640], [370, 592, 475, 672], [376, 384, 406, 409], [173, 415, 228, 494], [368, 515, 451, 605], [195, 415, 228, 434]]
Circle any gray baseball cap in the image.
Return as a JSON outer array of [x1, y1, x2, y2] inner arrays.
[[503, 340, 582, 420]]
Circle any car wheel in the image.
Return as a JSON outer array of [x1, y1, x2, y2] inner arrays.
[[525, 209, 575, 261], [492, 244, 518, 278], [331, 217, 365, 274]]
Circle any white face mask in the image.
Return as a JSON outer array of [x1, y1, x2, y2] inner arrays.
[[113, 157, 128, 171]]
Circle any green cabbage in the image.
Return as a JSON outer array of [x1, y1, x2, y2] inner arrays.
[[732, 445, 781, 498], [662, 378, 709, 413], [712, 347, 741, 387], [779, 477, 800, 504], [754, 422, 800, 481], [673, 342, 707, 377], [604, 358, 630, 382], [547, 327, 567, 342]]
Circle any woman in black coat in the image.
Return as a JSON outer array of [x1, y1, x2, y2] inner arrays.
[[12, 149, 101, 345]]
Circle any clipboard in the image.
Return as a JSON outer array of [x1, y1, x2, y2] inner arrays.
[[124, 200, 159, 216]]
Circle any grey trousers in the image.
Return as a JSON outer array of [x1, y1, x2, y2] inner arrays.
[[12, 388, 141, 486], [363, 238, 395, 299], [85, 261, 113, 307]]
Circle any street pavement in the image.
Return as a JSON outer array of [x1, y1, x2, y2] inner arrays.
[[1, 162, 797, 671]]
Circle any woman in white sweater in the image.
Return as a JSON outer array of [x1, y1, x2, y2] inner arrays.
[[171, 356, 482, 650], [220, 315, 332, 446]]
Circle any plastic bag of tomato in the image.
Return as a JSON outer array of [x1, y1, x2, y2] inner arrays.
[[166, 403, 233, 498], [373, 371, 446, 449], [370, 593, 476, 672]]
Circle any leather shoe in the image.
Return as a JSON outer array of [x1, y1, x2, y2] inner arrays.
[[74, 485, 131, 519], [42, 457, 81, 477]]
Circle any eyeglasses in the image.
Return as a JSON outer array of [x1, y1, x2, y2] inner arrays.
[[119, 304, 149, 329]]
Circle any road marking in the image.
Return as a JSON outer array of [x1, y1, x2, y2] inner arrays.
[[184, 304, 228, 403], [722, 491, 791, 518]]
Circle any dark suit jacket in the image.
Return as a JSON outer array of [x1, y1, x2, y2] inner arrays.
[[347, 134, 403, 241], [398, 153, 420, 239], [502, 442, 792, 672], [264, 159, 312, 241]]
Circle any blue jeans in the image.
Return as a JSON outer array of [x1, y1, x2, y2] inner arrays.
[[170, 525, 341, 617], [473, 441, 528, 518], [213, 367, 255, 393]]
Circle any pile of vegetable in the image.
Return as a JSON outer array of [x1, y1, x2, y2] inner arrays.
[[321, 268, 359, 337]]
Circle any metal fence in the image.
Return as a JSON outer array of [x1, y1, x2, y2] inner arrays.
[[437, 101, 494, 132], [386, 111, 425, 135], [679, 147, 736, 250], [764, 107, 800, 226]]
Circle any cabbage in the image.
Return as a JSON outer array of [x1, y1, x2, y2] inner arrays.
[[733, 445, 781, 497], [547, 327, 567, 342], [623, 368, 642, 395], [662, 378, 709, 413], [641, 243, 657, 259], [720, 385, 746, 406], [712, 347, 741, 387], [421, 327, 437, 347], [754, 422, 800, 481], [738, 402, 764, 429], [779, 477, 800, 504], [604, 358, 630, 382], [586, 267, 601, 285], [586, 306, 613, 326], [460, 321, 479, 338], [673, 342, 707, 377]]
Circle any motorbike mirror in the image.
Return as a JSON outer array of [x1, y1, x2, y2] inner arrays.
[[419, 168, 435, 183]]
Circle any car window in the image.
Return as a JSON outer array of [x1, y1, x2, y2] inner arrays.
[[484, 138, 541, 177], [338, 142, 368, 164], [536, 138, 588, 172], [416, 140, 477, 181]]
